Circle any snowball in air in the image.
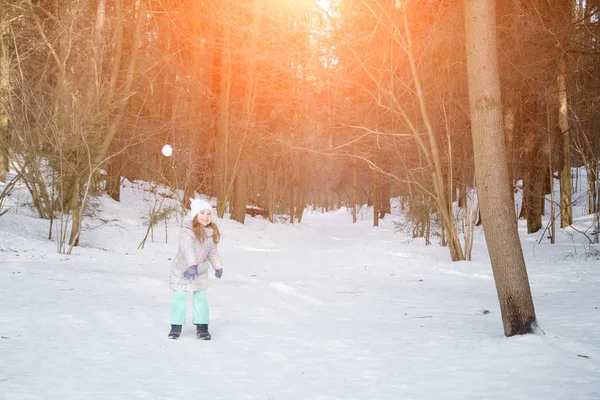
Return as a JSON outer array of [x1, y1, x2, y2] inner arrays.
[[161, 144, 173, 157]]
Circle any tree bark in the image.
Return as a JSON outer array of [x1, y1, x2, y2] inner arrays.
[[379, 177, 390, 219], [464, 0, 537, 336], [68, 178, 81, 247], [521, 128, 549, 233], [352, 162, 357, 223], [589, 168, 597, 215], [504, 105, 516, 194], [372, 170, 379, 227], [0, 117, 7, 183], [548, 134, 556, 244], [289, 171, 296, 224], [0, 18, 9, 182], [107, 0, 123, 102], [557, 58, 572, 227], [294, 155, 306, 223], [525, 162, 545, 234], [230, 165, 247, 224], [215, 4, 232, 217], [106, 154, 122, 202], [104, 0, 123, 198]]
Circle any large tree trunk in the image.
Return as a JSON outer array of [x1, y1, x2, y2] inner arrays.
[[589, 168, 598, 215], [230, 166, 247, 224], [557, 58, 572, 227], [106, 154, 122, 202], [289, 170, 296, 224], [54, 0, 77, 226], [352, 162, 357, 223], [107, 0, 123, 102], [68, 178, 81, 247], [520, 124, 549, 233], [372, 170, 379, 227], [0, 117, 8, 183], [503, 105, 516, 194], [464, 0, 537, 336], [547, 134, 556, 244], [104, 0, 123, 201], [0, 18, 9, 182], [524, 160, 547, 234], [379, 177, 390, 219], [215, 9, 232, 217], [294, 155, 306, 223]]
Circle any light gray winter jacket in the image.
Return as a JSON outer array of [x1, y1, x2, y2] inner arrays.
[[169, 221, 223, 292]]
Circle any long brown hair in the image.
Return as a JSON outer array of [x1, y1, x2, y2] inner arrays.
[[192, 218, 220, 244]]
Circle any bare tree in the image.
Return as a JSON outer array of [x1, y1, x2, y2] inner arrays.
[[557, 57, 572, 227], [0, 11, 10, 182], [464, 0, 537, 336]]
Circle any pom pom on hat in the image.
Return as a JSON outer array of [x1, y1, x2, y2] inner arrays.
[[190, 198, 213, 219]]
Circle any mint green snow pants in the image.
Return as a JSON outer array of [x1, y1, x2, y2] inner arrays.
[[169, 290, 209, 325]]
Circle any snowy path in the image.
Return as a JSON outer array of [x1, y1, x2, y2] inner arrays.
[[1, 207, 599, 399]]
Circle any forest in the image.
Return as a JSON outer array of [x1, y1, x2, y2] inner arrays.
[[0, 1, 599, 335]]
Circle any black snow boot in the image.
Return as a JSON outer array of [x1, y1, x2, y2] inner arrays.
[[196, 324, 211, 340], [168, 325, 182, 339]]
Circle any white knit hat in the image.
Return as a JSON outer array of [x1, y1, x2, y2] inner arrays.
[[190, 198, 213, 219]]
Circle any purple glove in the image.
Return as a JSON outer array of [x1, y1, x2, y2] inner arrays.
[[215, 268, 223, 279], [183, 265, 199, 279]]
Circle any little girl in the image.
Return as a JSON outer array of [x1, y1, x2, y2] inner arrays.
[[168, 198, 223, 340]]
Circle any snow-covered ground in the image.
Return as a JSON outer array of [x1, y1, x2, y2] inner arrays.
[[1, 175, 599, 399]]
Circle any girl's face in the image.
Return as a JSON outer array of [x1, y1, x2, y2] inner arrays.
[[196, 209, 212, 227]]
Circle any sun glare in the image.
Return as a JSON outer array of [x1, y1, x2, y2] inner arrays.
[[287, 0, 332, 13], [317, 0, 332, 12]]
